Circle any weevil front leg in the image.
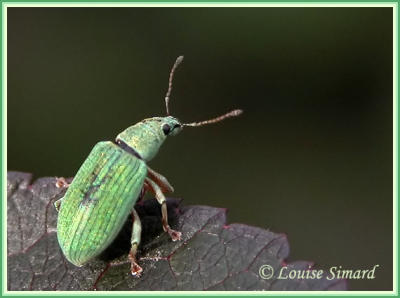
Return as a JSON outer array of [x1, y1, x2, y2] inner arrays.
[[145, 177, 181, 241], [146, 166, 174, 193], [136, 168, 172, 204], [129, 208, 143, 276]]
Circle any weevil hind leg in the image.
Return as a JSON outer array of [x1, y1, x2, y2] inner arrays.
[[129, 208, 143, 277], [145, 177, 181, 241], [55, 177, 70, 189], [54, 197, 64, 212], [146, 166, 174, 193], [53, 177, 70, 212]]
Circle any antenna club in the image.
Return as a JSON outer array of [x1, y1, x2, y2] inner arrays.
[[231, 109, 243, 116]]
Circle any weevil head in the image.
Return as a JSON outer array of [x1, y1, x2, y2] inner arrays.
[[116, 116, 183, 162], [160, 116, 183, 137], [116, 56, 242, 162]]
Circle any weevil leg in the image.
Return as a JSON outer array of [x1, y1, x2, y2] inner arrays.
[[54, 197, 64, 212], [139, 167, 173, 204], [55, 177, 70, 189], [137, 181, 151, 204], [145, 177, 181, 241], [146, 166, 174, 193], [129, 208, 143, 277], [54, 177, 70, 212]]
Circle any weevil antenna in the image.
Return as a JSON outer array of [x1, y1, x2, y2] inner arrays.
[[183, 109, 243, 127], [165, 56, 184, 116]]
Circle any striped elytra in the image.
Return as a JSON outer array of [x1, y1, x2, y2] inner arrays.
[[57, 141, 147, 266]]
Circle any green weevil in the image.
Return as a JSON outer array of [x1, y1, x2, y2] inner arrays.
[[54, 56, 243, 276]]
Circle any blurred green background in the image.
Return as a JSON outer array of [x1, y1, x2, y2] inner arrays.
[[7, 7, 393, 290]]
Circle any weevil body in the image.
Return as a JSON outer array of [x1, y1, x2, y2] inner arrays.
[[55, 56, 242, 276]]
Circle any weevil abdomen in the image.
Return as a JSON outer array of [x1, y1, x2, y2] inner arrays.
[[57, 141, 147, 266]]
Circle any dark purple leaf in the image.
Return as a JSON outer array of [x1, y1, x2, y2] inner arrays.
[[7, 171, 347, 291]]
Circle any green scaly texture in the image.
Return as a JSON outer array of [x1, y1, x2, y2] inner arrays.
[[57, 141, 147, 266]]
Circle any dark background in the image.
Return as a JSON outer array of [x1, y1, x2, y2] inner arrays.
[[7, 7, 393, 290]]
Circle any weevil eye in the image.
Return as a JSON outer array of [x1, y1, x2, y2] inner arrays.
[[162, 123, 171, 135]]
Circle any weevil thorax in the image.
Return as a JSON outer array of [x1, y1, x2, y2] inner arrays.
[[116, 116, 183, 162]]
